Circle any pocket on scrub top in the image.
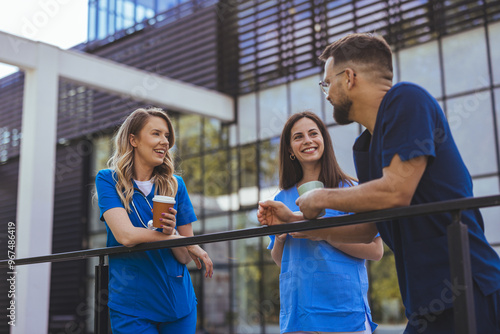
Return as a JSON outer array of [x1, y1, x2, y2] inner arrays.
[[311, 272, 363, 313], [165, 275, 193, 318]]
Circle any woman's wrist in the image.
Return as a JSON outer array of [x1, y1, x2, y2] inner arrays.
[[291, 211, 304, 222], [275, 233, 287, 243]]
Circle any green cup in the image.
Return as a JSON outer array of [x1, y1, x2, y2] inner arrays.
[[297, 181, 326, 217]]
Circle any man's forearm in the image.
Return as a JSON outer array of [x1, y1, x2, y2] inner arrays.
[[318, 179, 406, 213], [296, 222, 378, 244]]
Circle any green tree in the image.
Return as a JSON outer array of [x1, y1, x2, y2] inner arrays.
[[369, 244, 406, 323]]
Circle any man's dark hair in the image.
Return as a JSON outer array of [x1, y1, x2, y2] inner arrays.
[[319, 33, 393, 78]]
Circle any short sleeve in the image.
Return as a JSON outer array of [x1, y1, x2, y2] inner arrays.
[[268, 235, 276, 250], [95, 169, 125, 221], [379, 83, 439, 168], [174, 175, 197, 226]]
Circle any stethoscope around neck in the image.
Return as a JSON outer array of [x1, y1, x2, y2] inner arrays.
[[130, 188, 156, 230]]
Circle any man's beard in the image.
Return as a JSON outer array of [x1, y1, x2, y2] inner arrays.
[[332, 95, 353, 125]]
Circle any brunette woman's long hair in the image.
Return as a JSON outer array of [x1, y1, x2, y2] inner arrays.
[[279, 111, 356, 190], [107, 107, 178, 213]]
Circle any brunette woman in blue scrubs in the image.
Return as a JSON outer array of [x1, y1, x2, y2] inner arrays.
[[96, 107, 213, 333], [266, 111, 382, 334]]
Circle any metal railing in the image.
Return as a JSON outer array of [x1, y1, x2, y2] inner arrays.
[[2, 194, 500, 333]]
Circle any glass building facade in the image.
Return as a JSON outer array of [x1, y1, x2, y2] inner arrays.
[[0, 0, 499, 333], [87, 0, 215, 42]]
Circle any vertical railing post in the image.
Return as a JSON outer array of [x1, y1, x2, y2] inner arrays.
[[447, 210, 476, 334], [94, 255, 109, 334]]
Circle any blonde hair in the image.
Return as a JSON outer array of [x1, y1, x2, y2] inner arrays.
[[107, 107, 178, 212]]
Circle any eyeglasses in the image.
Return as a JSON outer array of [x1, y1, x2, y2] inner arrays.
[[318, 70, 356, 96]]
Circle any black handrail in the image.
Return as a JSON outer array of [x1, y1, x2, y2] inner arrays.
[[1, 194, 499, 267], [2, 194, 500, 334]]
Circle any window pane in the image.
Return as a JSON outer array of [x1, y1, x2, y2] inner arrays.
[[188, 270, 202, 328], [117, 0, 124, 15], [89, 135, 112, 233], [98, 9, 108, 40], [98, 0, 107, 9], [473, 177, 500, 244], [290, 74, 322, 116], [205, 214, 229, 233], [490, 22, 500, 85], [92, 135, 112, 173], [442, 27, 489, 96], [204, 150, 231, 213], [328, 123, 359, 178], [204, 267, 231, 333], [88, 2, 97, 41], [178, 114, 201, 155], [108, 10, 116, 35], [204, 216, 230, 265], [240, 144, 258, 206], [204, 118, 223, 150], [229, 148, 240, 210], [496, 88, 500, 159], [136, 0, 155, 21], [158, 0, 179, 12], [369, 247, 406, 324], [259, 138, 280, 201], [179, 156, 202, 210], [229, 123, 237, 147], [323, 99, 334, 125], [259, 84, 288, 140], [262, 263, 281, 333], [238, 93, 258, 145], [204, 239, 230, 266], [392, 49, 399, 84], [399, 40, 442, 99], [231, 211, 260, 264], [447, 91, 496, 176], [123, 0, 135, 20], [232, 265, 261, 333]]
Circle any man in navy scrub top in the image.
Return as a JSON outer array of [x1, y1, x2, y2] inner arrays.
[[257, 33, 500, 334]]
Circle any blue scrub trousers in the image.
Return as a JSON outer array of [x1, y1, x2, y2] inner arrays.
[[109, 307, 197, 334]]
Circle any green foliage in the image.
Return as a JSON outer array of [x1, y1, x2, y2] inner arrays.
[[369, 243, 406, 323]]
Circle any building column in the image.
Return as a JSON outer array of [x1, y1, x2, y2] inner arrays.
[[13, 43, 59, 334]]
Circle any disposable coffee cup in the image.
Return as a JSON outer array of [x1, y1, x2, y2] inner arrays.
[[152, 196, 176, 228], [297, 181, 326, 217]]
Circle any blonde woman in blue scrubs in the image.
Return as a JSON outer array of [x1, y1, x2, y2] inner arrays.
[[96, 107, 213, 333], [265, 111, 383, 334]]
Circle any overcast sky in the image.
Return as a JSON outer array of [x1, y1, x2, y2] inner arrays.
[[0, 0, 88, 78]]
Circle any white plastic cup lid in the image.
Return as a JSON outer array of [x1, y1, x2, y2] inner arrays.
[[152, 195, 176, 204]]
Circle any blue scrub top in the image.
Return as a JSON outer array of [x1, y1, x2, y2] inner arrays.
[[269, 185, 377, 333], [96, 169, 197, 322], [353, 82, 500, 316]]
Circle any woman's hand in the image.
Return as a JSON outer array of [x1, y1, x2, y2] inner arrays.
[[257, 200, 302, 226], [186, 245, 213, 278], [289, 230, 324, 241], [295, 188, 324, 219], [160, 207, 177, 235], [275, 233, 288, 242]]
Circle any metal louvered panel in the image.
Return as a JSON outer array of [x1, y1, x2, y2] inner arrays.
[[55, 5, 220, 142], [0, 158, 18, 334], [227, 0, 500, 94]]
